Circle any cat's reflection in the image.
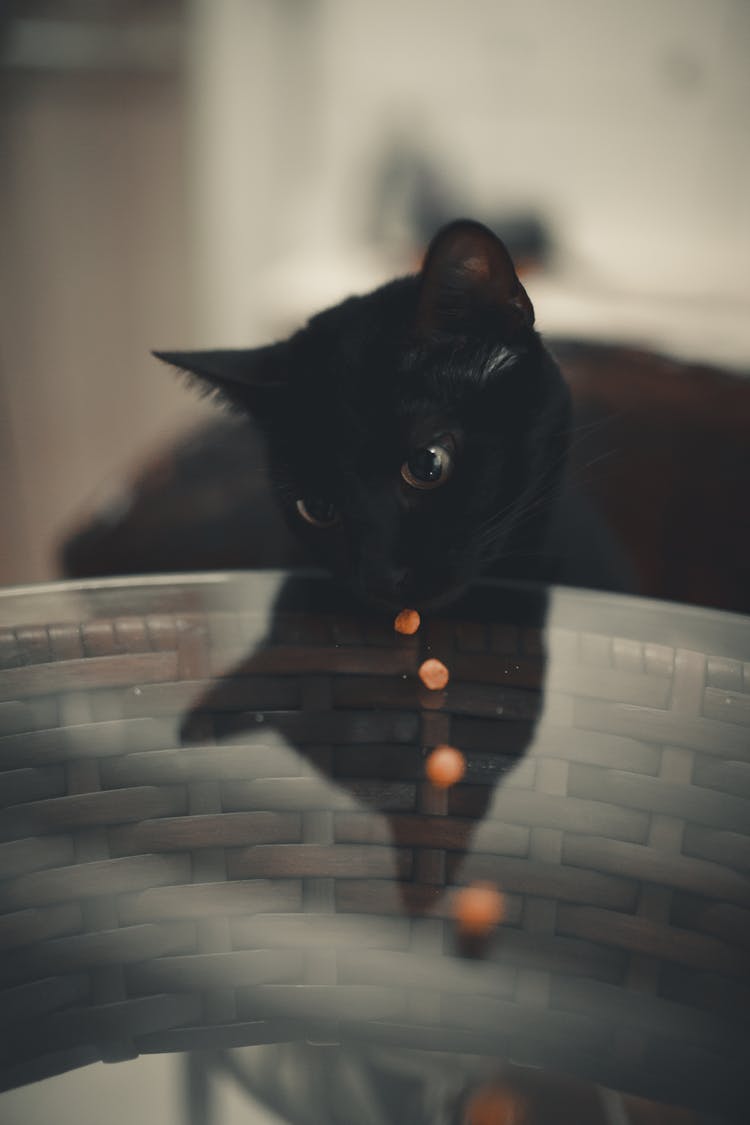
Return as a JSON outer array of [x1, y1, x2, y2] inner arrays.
[[180, 576, 549, 924]]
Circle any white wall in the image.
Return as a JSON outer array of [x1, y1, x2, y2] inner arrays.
[[188, 0, 750, 349]]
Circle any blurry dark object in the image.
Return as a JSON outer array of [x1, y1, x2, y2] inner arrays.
[[551, 341, 750, 615], [369, 138, 552, 271], [61, 414, 306, 578], [62, 341, 750, 615], [488, 213, 550, 274]]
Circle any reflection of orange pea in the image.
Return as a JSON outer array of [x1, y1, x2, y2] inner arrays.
[[419, 657, 449, 690], [394, 608, 421, 635], [426, 745, 466, 788], [454, 882, 505, 937], [464, 1084, 528, 1125]]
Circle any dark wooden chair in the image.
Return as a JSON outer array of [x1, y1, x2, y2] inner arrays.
[[553, 341, 750, 615]]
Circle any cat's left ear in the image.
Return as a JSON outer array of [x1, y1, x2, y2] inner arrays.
[[415, 219, 534, 338], [153, 345, 286, 418]]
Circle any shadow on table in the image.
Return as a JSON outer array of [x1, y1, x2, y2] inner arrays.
[[179, 576, 550, 928]]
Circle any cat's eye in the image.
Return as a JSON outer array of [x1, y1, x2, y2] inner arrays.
[[295, 497, 340, 528], [401, 439, 454, 490]]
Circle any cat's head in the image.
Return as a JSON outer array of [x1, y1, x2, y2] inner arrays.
[[156, 221, 570, 610]]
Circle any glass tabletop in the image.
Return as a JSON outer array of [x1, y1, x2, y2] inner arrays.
[[0, 570, 748, 1124]]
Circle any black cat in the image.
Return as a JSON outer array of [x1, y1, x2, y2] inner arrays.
[[156, 220, 628, 611]]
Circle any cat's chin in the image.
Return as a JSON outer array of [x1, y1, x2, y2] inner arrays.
[[351, 578, 473, 615]]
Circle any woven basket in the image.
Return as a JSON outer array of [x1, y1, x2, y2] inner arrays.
[[0, 573, 748, 1122]]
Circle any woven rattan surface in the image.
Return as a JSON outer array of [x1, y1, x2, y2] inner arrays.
[[0, 572, 748, 1121]]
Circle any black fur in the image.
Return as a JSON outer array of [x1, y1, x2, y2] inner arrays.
[[157, 220, 624, 609]]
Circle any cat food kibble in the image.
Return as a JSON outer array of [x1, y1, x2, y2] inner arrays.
[[418, 657, 449, 690], [454, 882, 505, 937], [464, 1084, 528, 1125], [394, 608, 421, 635], [426, 745, 466, 788]]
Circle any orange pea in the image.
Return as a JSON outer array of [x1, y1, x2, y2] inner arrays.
[[464, 1085, 528, 1125], [426, 745, 466, 789], [454, 882, 505, 937], [394, 608, 421, 635], [418, 657, 449, 690]]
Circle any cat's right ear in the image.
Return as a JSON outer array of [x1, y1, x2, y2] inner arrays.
[[415, 219, 535, 340], [153, 345, 286, 419]]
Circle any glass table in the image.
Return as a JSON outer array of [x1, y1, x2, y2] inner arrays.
[[0, 571, 748, 1124]]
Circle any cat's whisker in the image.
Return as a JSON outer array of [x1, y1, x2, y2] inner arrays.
[[557, 447, 619, 490], [565, 409, 624, 441], [474, 494, 528, 538], [473, 467, 564, 537], [577, 449, 618, 471], [476, 480, 566, 559], [474, 426, 620, 558]]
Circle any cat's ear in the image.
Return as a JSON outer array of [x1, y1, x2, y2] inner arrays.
[[415, 219, 534, 338], [153, 345, 286, 418]]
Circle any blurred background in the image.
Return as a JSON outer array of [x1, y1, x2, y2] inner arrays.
[[0, 4, 749, 1122], [1, 0, 749, 588]]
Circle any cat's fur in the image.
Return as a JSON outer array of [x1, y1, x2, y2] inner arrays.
[[156, 220, 626, 609]]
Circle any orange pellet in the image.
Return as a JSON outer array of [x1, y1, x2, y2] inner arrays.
[[394, 608, 421, 635], [418, 657, 449, 690], [464, 1085, 528, 1125], [453, 882, 505, 937], [425, 745, 466, 788]]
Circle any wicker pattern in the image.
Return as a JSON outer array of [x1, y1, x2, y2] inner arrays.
[[0, 578, 748, 1120]]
